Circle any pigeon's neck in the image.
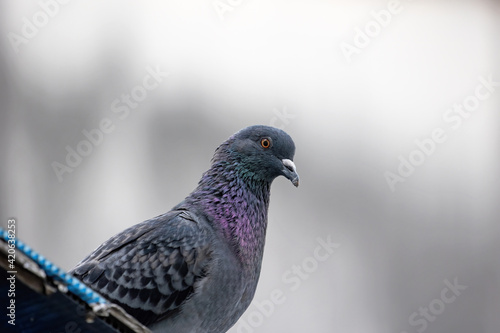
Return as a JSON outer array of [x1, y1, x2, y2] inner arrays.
[[189, 160, 271, 271]]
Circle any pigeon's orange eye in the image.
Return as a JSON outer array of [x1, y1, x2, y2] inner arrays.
[[260, 138, 271, 149]]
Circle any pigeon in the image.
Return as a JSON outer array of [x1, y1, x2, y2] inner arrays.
[[70, 125, 299, 333]]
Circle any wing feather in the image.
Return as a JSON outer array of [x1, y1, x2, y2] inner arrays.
[[70, 209, 212, 325]]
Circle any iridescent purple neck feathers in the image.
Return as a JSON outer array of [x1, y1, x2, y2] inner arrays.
[[186, 151, 271, 270]]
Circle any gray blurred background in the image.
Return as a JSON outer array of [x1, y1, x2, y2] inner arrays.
[[1, 1, 499, 332]]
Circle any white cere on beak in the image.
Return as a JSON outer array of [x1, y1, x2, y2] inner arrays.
[[282, 159, 299, 187], [282, 159, 297, 173]]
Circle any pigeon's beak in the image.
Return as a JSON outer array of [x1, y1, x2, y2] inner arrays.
[[281, 159, 300, 187]]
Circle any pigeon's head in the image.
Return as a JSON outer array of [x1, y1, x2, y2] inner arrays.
[[217, 125, 299, 187]]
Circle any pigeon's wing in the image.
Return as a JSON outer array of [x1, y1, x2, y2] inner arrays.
[[70, 209, 213, 326]]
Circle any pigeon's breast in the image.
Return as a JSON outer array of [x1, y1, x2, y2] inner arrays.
[[152, 235, 250, 333]]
